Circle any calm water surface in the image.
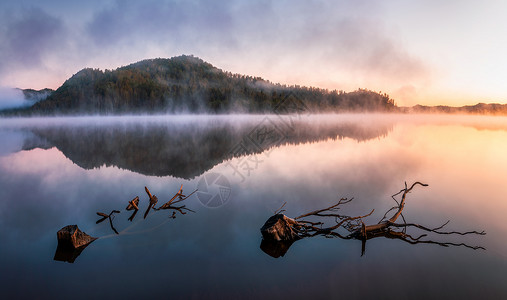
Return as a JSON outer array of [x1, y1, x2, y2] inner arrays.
[[0, 114, 506, 299]]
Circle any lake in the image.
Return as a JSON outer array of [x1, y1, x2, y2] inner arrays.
[[0, 114, 506, 299]]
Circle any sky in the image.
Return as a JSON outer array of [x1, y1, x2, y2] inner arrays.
[[0, 0, 506, 106]]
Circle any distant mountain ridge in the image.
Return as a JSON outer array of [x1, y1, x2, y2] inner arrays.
[[402, 103, 507, 115], [5, 55, 396, 115]]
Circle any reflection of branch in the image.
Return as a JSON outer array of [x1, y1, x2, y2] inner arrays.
[[128, 210, 138, 222], [388, 221, 486, 236], [96, 210, 121, 235], [382, 230, 486, 251], [260, 182, 486, 258]]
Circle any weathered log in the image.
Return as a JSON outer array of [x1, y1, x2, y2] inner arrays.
[[260, 214, 301, 241]]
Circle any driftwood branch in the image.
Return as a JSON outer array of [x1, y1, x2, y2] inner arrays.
[[295, 197, 353, 220], [126, 196, 140, 221], [274, 202, 287, 215], [126, 196, 139, 211], [144, 186, 158, 219], [387, 182, 428, 223], [96, 210, 121, 235], [260, 182, 486, 257], [60, 184, 197, 263], [154, 186, 197, 217]]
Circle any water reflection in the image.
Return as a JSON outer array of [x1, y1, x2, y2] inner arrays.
[[53, 241, 93, 263], [1, 115, 507, 299], [260, 239, 295, 258], [14, 115, 394, 178]]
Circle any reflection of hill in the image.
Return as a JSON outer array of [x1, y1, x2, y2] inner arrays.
[[22, 117, 393, 179]]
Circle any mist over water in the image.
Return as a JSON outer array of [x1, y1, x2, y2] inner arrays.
[[0, 114, 506, 299]]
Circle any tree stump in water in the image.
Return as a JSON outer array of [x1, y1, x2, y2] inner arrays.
[[54, 225, 97, 263], [56, 225, 97, 249], [260, 214, 301, 242]]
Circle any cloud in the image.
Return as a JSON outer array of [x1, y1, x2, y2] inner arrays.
[[86, 0, 237, 51], [0, 7, 65, 73], [84, 0, 427, 87], [0, 0, 429, 97]]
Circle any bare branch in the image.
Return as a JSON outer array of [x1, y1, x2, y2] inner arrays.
[[96, 210, 121, 235], [154, 185, 196, 218], [295, 198, 352, 220], [126, 196, 139, 211], [274, 202, 287, 215], [388, 182, 428, 223], [260, 181, 485, 257]]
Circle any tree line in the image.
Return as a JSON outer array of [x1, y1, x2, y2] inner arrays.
[[19, 55, 397, 115]]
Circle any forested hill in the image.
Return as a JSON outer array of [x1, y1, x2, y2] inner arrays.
[[15, 55, 397, 115]]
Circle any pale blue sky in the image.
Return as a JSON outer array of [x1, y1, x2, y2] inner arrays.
[[1, 0, 506, 106]]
